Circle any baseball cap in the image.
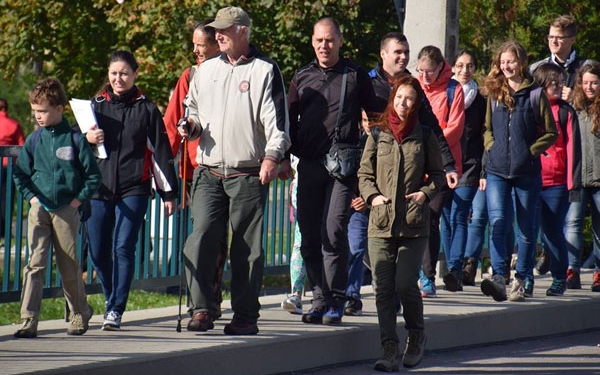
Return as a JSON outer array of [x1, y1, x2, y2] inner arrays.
[[207, 6, 251, 29]]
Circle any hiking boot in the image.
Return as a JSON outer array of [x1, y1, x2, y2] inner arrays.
[[419, 270, 437, 298], [187, 311, 214, 332], [566, 268, 581, 289], [281, 294, 303, 315], [481, 274, 507, 302], [67, 305, 93, 336], [344, 297, 363, 316], [102, 310, 122, 331], [535, 252, 550, 275], [592, 271, 600, 292], [524, 279, 534, 298], [374, 340, 399, 372], [546, 278, 566, 296], [322, 305, 344, 325], [402, 329, 426, 368], [462, 257, 477, 286], [442, 269, 463, 292], [223, 317, 259, 335], [302, 306, 325, 324], [509, 278, 525, 302], [14, 317, 38, 339]]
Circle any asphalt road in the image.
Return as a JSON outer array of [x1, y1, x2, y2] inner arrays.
[[283, 329, 600, 375]]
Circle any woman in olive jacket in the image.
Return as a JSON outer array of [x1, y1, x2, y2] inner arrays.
[[358, 75, 445, 372]]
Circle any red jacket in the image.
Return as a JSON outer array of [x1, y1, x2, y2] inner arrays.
[[0, 111, 25, 167], [164, 66, 199, 181]]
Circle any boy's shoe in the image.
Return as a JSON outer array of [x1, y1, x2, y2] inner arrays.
[[322, 305, 344, 325], [509, 278, 525, 302], [535, 253, 550, 275], [480, 274, 507, 302], [592, 271, 600, 292], [442, 269, 463, 292], [566, 268, 581, 289], [524, 279, 534, 298], [67, 305, 94, 336], [102, 310, 122, 331], [374, 340, 399, 372], [419, 270, 437, 298], [281, 294, 303, 315], [14, 317, 38, 339], [546, 278, 566, 296], [402, 329, 426, 368], [462, 257, 478, 286], [344, 297, 363, 316], [187, 311, 214, 332], [223, 317, 259, 335], [302, 306, 325, 324]]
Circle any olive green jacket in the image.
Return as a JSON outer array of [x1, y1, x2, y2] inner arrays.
[[358, 124, 445, 238]]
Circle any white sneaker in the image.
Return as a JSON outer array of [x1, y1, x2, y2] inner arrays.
[[281, 294, 302, 314], [102, 310, 122, 331]]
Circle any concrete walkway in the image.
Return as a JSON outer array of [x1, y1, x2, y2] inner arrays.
[[1, 271, 599, 375]]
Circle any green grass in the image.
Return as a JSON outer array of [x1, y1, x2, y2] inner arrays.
[[0, 290, 182, 326]]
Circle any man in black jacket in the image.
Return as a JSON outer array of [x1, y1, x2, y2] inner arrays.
[[288, 17, 377, 325]]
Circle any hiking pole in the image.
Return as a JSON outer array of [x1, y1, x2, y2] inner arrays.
[[176, 105, 190, 333]]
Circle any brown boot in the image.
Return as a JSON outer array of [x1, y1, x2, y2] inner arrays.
[[402, 329, 426, 368], [374, 340, 399, 372]]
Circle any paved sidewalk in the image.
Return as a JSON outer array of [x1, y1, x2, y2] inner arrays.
[[1, 271, 599, 375]]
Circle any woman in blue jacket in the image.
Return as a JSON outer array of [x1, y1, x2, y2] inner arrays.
[[480, 41, 557, 303]]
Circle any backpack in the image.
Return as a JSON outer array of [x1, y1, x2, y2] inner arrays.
[[26, 129, 90, 221], [445, 79, 459, 121]]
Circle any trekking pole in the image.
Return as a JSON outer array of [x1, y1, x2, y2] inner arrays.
[[176, 105, 190, 333]]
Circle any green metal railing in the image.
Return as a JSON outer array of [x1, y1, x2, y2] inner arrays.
[[0, 146, 293, 303]]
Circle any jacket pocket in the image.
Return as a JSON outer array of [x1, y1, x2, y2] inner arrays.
[[405, 200, 426, 228], [370, 202, 391, 229]]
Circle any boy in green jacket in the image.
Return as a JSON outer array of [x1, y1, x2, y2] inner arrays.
[[13, 78, 101, 338]]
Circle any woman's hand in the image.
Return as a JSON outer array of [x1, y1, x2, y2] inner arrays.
[[405, 191, 426, 205], [86, 124, 104, 145], [164, 200, 176, 217], [371, 195, 390, 206]]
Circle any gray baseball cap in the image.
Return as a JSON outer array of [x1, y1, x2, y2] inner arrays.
[[207, 6, 251, 29]]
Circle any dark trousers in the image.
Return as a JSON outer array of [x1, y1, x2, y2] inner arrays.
[[422, 186, 452, 280], [297, 158, 353, 309], [183, 167, 267, 323]]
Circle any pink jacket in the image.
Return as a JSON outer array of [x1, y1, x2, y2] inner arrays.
[[417, 61, 465, 175]]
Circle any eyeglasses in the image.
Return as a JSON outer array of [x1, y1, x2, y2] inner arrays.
[[455, 63, 475, 71], [547, 35, 574, 42], [548, 80, 565, 88], [418, 63, 441, 76]]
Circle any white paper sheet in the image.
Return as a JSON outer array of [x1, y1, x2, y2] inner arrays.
[[69, 98, 107, 159]]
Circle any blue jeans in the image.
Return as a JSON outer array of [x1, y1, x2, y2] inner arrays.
[[486, 173, 541, 279], [464, 189, 515, 261], [537, 185, 569, 279], [441, 186, 478, 271], [346, 209, 369, 299], [87, 195, 149, 315], [565, 188, 600, 272]]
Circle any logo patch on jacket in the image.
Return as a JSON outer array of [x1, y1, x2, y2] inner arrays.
[[56, 146, 75, 161], [239, 80, 250, 93]]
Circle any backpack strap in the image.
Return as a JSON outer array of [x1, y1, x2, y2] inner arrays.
[[28, 128, 80, 154], [445, 79, 459, 121], [529, 86, 543, 128], [558, 102, 569, 143]]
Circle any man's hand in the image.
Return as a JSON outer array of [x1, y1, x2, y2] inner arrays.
[[259, 159, 278, 185], [177, 118, 195, 138], [446, 171, 459, 189], [164, 200, 176, 217], [69, 198, 82, 208], [277, 159, 293, 180], [350, 196, 368, 212], [562, 86, 573, 102], [405, 191, 426, 205], [479, 178, 487, 191]]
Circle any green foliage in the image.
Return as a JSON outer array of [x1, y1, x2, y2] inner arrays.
[[459, 0, 600, 76]]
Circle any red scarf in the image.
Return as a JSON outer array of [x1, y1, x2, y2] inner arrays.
[[388, 111, 416, 143]]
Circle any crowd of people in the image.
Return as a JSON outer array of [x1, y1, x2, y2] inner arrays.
[[7, 6, 600, 373]]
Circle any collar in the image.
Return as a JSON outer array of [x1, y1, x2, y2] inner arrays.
[[551, 49, 577, 68]]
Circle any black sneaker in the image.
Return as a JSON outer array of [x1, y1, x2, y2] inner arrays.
[[481, 274, 507, 302], [442, 269, 463, 292], [462, 257, 477, 286], [535, 253, 550, 275], [301, 306, 325, 324], [343, 298, 363, 316]]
